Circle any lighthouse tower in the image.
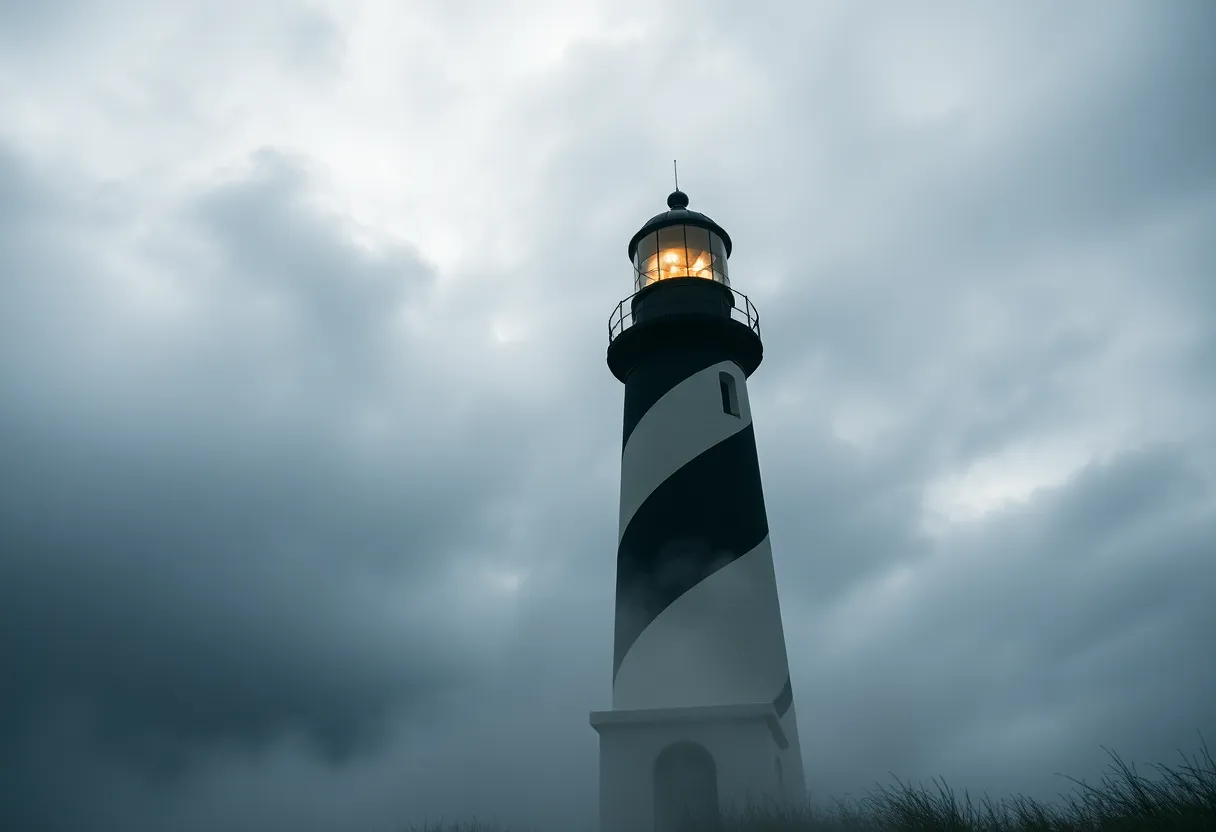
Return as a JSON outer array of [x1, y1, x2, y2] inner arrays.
[[590, 189, 806, 832]]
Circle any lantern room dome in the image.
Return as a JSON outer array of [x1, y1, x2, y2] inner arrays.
[[627, 190, 733, 262]]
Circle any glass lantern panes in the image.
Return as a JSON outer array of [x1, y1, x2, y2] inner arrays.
[[635, 231, 660, 290], [711, 232, 729, 285], [683, 227, 713, 279], [656, 226, 686, 280], [633, 226, 730, 292]]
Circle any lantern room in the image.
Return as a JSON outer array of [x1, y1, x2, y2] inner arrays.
[[627, 190, 733, 293]]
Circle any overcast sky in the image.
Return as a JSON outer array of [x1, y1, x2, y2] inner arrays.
[[2, 1, 1214, 830]]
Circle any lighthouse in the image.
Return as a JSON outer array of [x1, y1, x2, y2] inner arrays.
[[590, 188, 806, 832]]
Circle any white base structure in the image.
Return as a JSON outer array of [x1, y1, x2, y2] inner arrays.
[[591, 704, 805, 832]]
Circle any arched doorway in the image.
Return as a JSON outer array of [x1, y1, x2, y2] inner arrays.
[[653, 741, 719, 832]]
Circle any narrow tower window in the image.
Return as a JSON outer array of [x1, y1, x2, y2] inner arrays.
[[719, 372, 740, 417]]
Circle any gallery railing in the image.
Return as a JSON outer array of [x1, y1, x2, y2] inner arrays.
[[608, 284, 761, 345]]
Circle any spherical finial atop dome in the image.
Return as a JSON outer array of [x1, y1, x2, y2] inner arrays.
[[666, 189, 690, 210]]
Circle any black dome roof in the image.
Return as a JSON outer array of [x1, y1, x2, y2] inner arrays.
[[627, 191, 733, 261]]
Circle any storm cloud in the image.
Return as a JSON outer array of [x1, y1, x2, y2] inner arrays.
[[1, 1, 1213, 830]]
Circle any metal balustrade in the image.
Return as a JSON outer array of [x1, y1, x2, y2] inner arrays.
[[608, 284, 761, 344]]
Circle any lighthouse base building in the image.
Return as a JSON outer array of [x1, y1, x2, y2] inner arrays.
[[591, 190, 806, 832], [591, 699, 805, 832]]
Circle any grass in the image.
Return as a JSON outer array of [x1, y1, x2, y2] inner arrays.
[[394, 735, 1214, 832]]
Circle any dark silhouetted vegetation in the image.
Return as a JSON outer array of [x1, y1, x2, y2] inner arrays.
[[394, 735, 1213, 832]]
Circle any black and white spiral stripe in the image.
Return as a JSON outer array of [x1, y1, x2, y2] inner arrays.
[[612, 348, 795, 728]]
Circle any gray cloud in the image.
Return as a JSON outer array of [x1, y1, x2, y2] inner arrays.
[[0, 145, 563, 827], [798, 443, 1216, 802], [1, 1, 1214, 831]]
